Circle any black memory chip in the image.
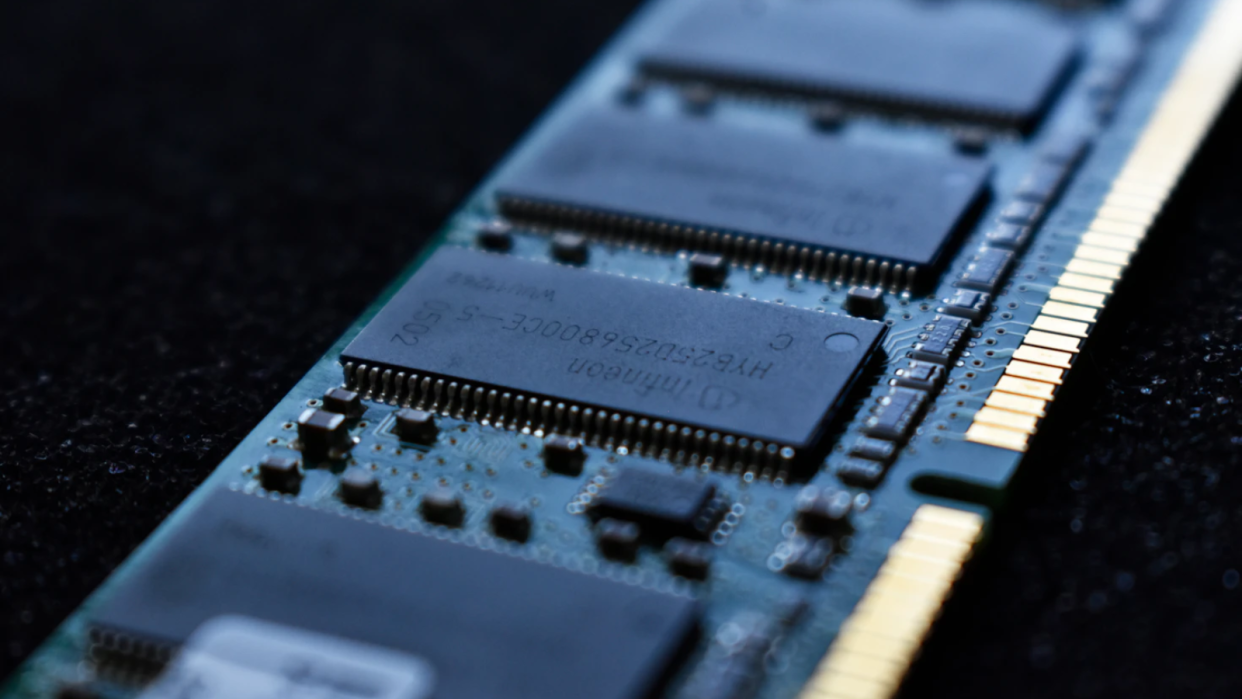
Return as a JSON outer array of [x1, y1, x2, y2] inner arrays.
[[90, 489, 700, 699], [340, 247, 886, 470], [641, 0, 1078, 131], [863, 388, 929, 443], [496, 110, 990, 286], [913, 316, 972, 366]]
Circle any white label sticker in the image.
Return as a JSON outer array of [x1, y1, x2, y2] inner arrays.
[[139, 616, 436, 699]]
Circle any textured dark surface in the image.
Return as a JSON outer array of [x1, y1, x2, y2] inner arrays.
[[1, 1, 1241, 697]]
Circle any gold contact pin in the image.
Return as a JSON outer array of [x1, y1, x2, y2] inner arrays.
[[1022, 329, 1082, 353], [1096, 205, 1155, 227], [985, 391, 1048, 417], [1041, 301, 1099, 323], [1005, 360, 1065, 385], [1048, 286, 1108, 309], [1089, 218, 1148, 239], [1057, 272, 1115, 294], [1110, 179, 1168, 199], [965, 423, 1031, 451], [1013, 344, 1074, 369], [1072, 244, 1131, 266], [1102, 191, 1164, 213], [974, 407, 1039, 434], [1081, 231, 1141, 252], [1065, 257, 1124, 280], [994, 375, 1056, 401], [1031, 315, 1090, 338]]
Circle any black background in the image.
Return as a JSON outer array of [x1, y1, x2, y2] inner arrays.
[[2, 1, 1241, 697]]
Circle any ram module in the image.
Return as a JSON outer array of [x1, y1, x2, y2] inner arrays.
[[4, 1, 1240, 699]]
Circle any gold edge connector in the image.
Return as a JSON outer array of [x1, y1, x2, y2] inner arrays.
[[797, 504, 985, 699], [967, 0, 1242, 452]]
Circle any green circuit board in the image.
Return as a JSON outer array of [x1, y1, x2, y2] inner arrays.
[[6, 1, 1242, 698]]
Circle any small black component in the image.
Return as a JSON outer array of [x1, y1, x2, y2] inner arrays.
[[863, 388, 929, 442], [321, 387, 364, 417], [490, 502, 533, 543], [296, 409, 353, 461], [56, 685, 97, 699], [477, 220, 514, 252], [795, 486, 853, 536], [394, 408, 438, 445], [550, 231, 589, 265], [1015, 163, 1070, 204], [617, 75, 649, 105], [420, 489, 465, 527], [984, 222, 1033, 251], [953, 128, 990, 156], [848, 436, 898, 465], [844, 286, 887, 319], [894, 361, 946, 393], [543, 435, 586, 476], [597, 518, 642, 563], [775, 594, 811, 628], [956, 247, 1015, 292], [1086, 64, 1127, 101], [808, 101, 846, 131], [257, 455, 302, 495], [338, 467, 382, 509], [912, 316, 971, 365], [942, 290, 991, 324], [1090, 93, 1123, 126], [1040, 131, 1092, 167], [590, 467, 722, 541], [688, 252, 729, 288], [837, 458, 887, 488], [90, 489, 700, 699], [681, 83, 715, 114], [782, 538, 835, 580], [998, 200, 1045, 226], [1086, 48, 1140, 122], [666, 538, 712, 581]]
